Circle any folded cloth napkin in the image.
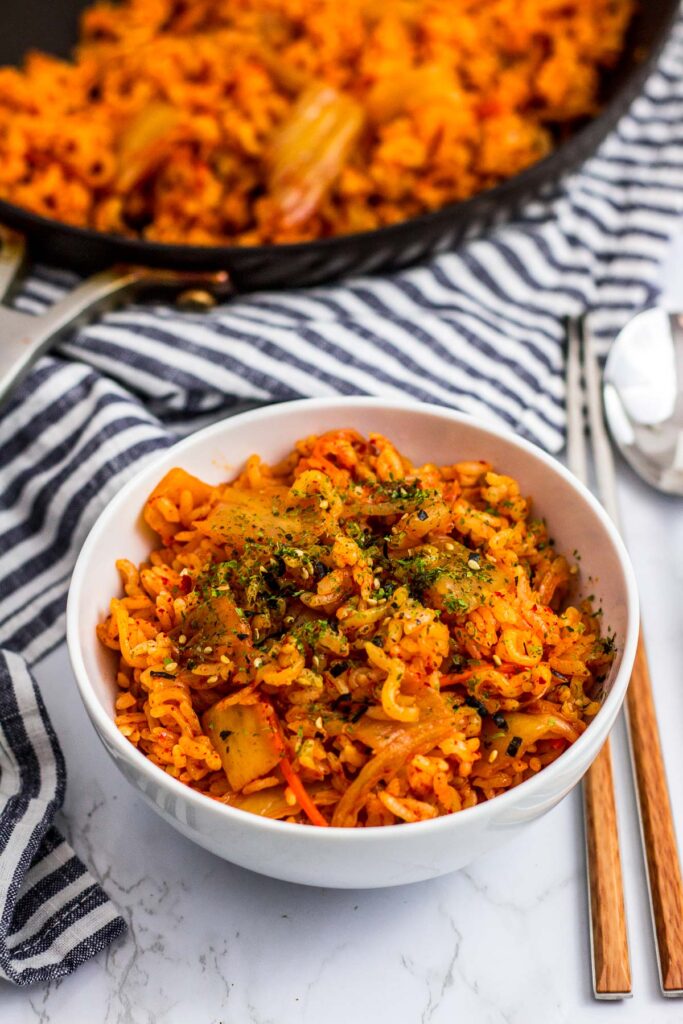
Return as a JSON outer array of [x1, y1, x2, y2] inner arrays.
[[1, 14, 683, 986]]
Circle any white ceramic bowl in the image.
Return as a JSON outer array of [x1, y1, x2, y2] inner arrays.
[[67, 398, 639, 889]]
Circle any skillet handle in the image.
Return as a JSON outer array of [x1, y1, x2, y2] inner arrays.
[[0, 229, 232, 411]]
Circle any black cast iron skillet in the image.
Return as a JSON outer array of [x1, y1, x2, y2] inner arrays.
[[0, 0, 679, 407]]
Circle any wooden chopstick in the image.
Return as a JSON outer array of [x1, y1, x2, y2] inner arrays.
[[566, 319, 632, 999], [583, 744, 632, 996], [627, 634, 683, 994], [583, 324, 683, 996]]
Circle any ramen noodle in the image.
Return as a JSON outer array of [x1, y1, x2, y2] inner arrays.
[[97, 429, 616, 827], [0, 0, 635, 244]]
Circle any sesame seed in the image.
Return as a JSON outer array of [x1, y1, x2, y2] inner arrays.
[[315, 716, 323, 730], [301, 568, 310, 580], [165, 661, 178, 672], [178, 635, 187, 645], [220, 655, 230, 664], [467, 558, 480, 571], [207, 675, 218, 684], [488, 749, 499, 764], [373, 578, 380, 590], [203, 646, 213, 654], [492, 654, 502, 666], [319, 500, 329, 510], [253, 657, 263, 668], [445, 542, 455, 552]]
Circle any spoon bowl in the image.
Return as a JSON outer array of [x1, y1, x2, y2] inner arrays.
[[604, 307, 683, 495]]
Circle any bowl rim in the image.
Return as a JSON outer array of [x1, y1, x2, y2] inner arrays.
[[66, 396, 639, 840]]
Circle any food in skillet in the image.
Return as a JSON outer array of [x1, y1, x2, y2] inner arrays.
[[97, 429, 616, 827], [0, 0, 634, 245]]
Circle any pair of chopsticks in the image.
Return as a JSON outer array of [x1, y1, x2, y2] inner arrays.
[[567, 318, 683, 1000]]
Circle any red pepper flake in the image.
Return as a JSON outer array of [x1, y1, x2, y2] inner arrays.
[[179, 575, 192, 595], [477, 99, 502, 119]]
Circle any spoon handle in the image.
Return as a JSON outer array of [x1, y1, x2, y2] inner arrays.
[[625, 632, 683, 995]]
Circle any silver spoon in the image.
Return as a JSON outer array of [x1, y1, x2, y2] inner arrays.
[[603, 307, 683, 495]]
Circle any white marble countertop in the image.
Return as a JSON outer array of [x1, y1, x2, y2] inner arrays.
[[3, 240, 683, 1024]]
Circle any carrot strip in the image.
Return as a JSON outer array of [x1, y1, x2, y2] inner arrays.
[[261, 701, 329, 827], [440, 663, 517, 687], [280, 758, 329, 828]]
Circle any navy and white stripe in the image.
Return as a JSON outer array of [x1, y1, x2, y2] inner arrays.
[[0, 651, 125, 984], [1, 13, 682, 985]]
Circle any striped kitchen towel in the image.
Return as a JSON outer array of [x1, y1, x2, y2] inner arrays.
[[1, 13, 683, 985], [0, 652, 125, 985]]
